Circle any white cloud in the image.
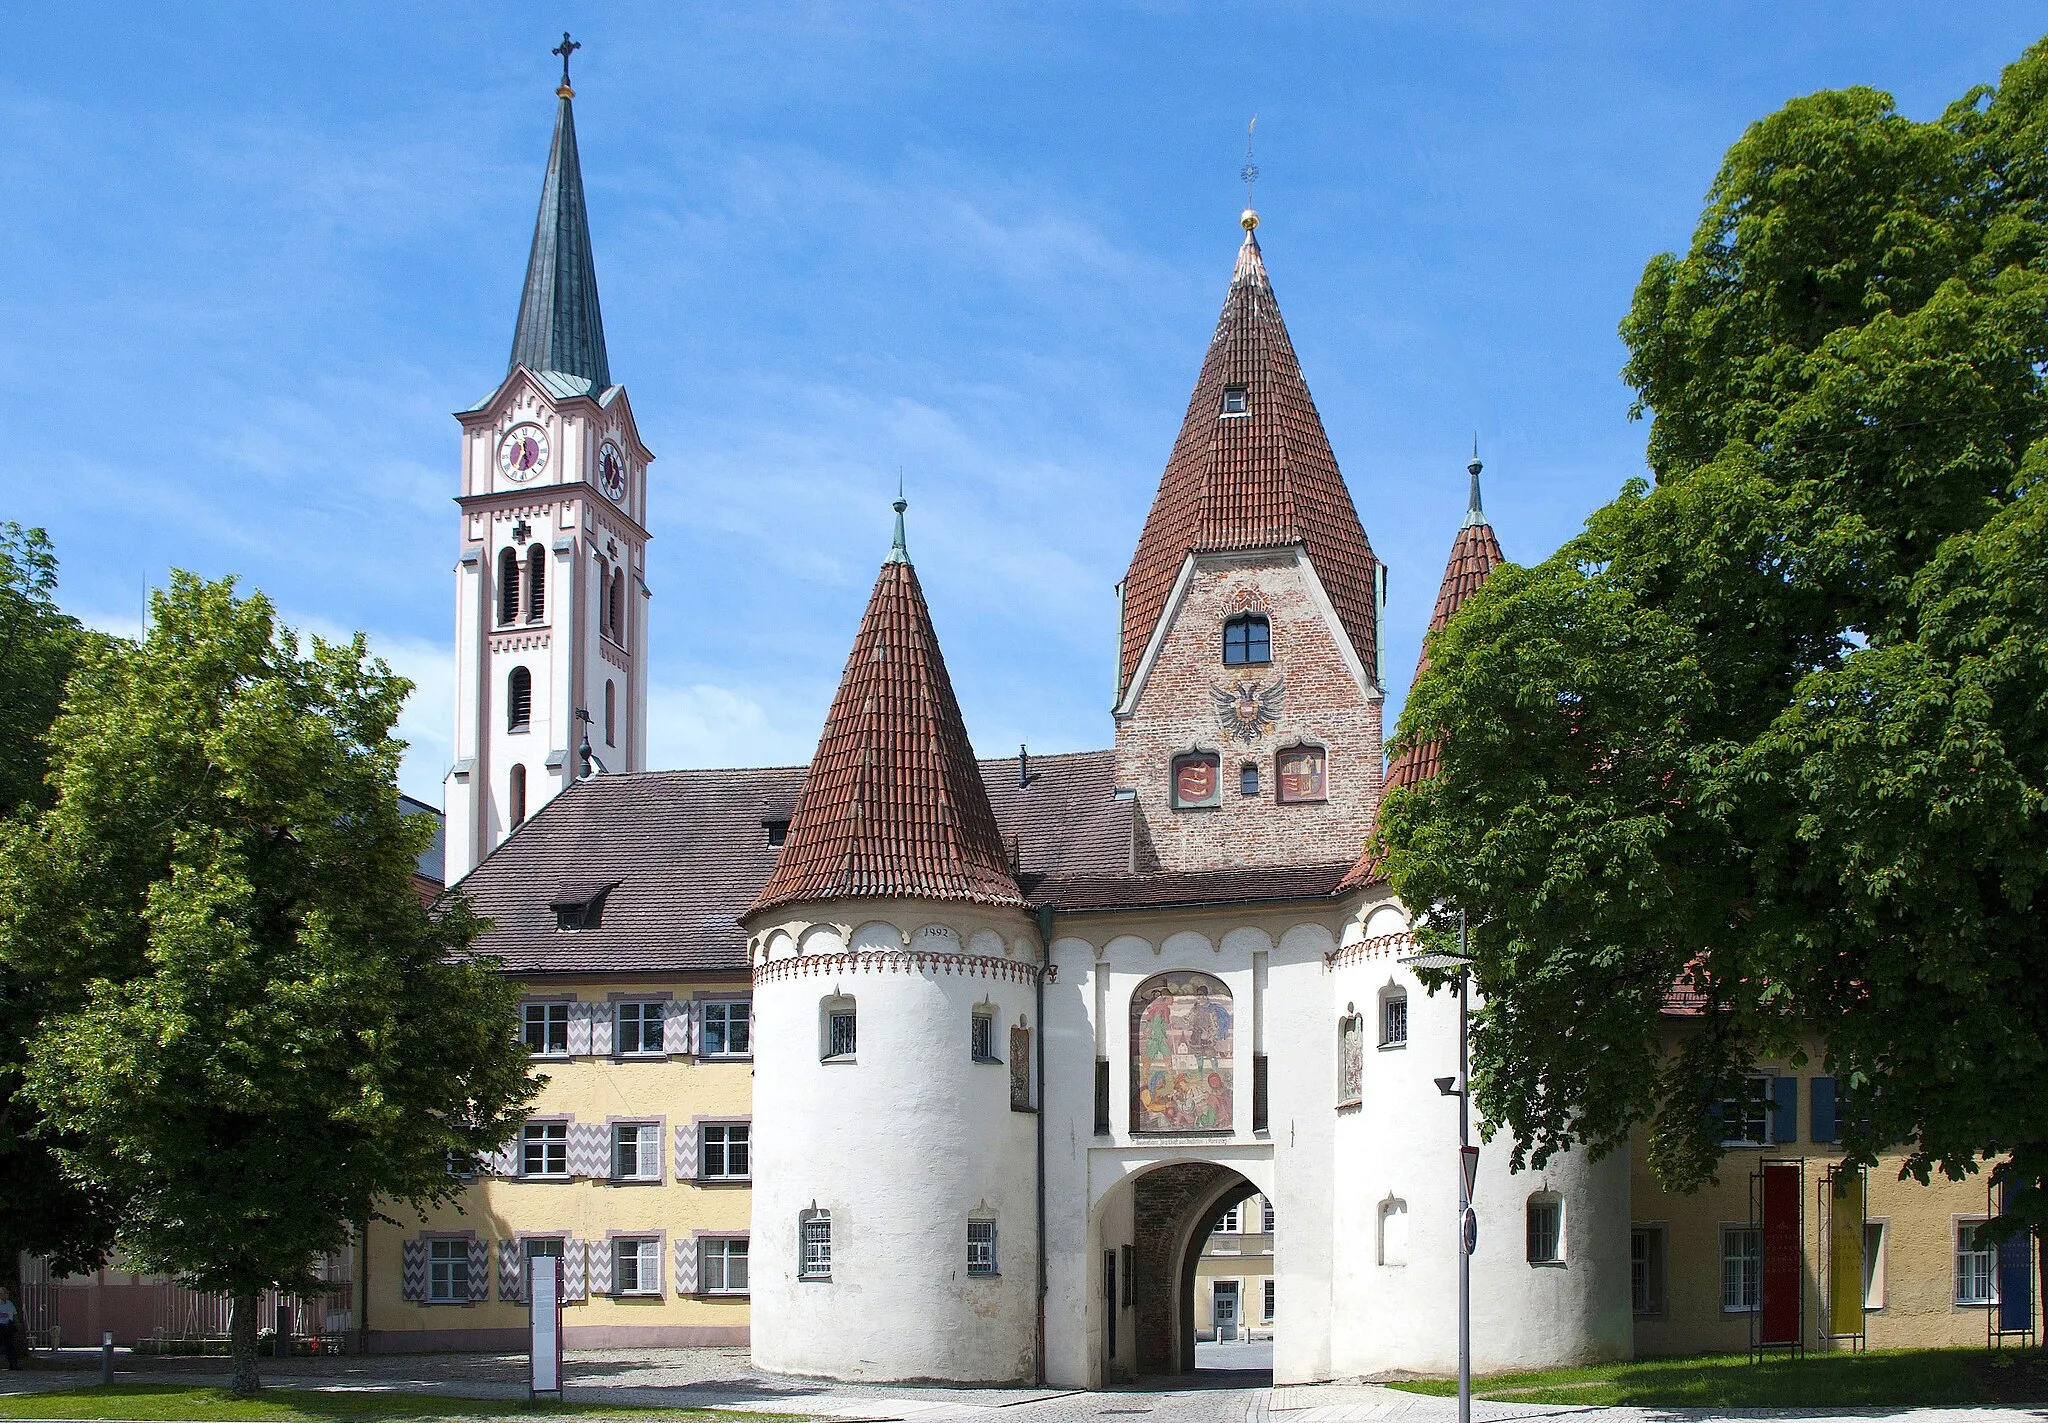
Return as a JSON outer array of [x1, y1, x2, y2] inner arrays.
[[646, 680, 820, 772]]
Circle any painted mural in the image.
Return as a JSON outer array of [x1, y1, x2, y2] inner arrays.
[[1338, 1013, 1364, 1105], [1131, 972, 1233, 1132]]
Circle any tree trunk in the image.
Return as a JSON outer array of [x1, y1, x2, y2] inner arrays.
[[227, 1291, 261, 1397]]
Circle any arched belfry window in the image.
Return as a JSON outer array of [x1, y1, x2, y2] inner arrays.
[[1130, 971, 1232, 1133], [507, 666, 532, 731], [604, 680, 616, 746], [526, 544, 546, 621], [498, 547, 520, 625], [609, 570, 626, 641], [1223, 613, 1270, 666], [508, 762, 527, 829]]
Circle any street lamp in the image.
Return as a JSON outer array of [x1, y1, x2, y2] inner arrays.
[[1401, 917, 1475, 1423]]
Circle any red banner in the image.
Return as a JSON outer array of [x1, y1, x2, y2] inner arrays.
[[1760, 1161, 1801, 1345]]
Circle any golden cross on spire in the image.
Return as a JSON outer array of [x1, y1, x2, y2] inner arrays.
[[553, 32, 581, 97]]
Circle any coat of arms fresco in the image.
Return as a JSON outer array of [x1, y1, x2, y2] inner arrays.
[[1211, 676, 1284, 744]]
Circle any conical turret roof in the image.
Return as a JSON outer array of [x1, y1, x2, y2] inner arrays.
[[1120, 218, 1381, 694], [748, 515, 1023, 917], [508, 90, 611, 391], [1340, 453, 1503, 891]]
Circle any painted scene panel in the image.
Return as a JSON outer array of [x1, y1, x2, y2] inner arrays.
[[1131, 972, 1233, 1132]]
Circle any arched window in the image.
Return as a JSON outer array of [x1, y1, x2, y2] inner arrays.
[[1337, 1008, 1364, 1106], [1223, 613, 1270, 666], [508, 763, 527, 829], [1379, 1198, 1409, 1266], [526, 544, 546, 621], [507, 665, 532, 730], [821, 996, 856, 1061], [604, 680, 616, 746], [799, 1209, 832, 1280], [1131, 971, 1232, 1132], [497, 547, 520, 625], [609, 569, 626, 641], [1527, 1193, 1565, 1264], [1379, 986, 1409, 1048]]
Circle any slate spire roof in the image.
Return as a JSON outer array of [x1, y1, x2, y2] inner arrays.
[[747, 510, 1024, 917], [508, 85, 611, 392], [1120, 214, 1382, 695], [1340, 449, 1505, 891]]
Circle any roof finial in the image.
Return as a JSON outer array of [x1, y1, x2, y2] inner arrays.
[[1240, 115, 1260, 232], [1464, 436, 1487, 528], [886, 485, 911, 565], [553, 32, 581, 98]]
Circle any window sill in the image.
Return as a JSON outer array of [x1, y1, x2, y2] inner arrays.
[[972, 1056, 1004, 1065], [1527, 1259, 1567, 1269], [696, 1176, 751, 1186], [700, 1053, 754, 1063], [607, 1177, 662, 1187], [821, 1055, 856, 1065], [967, 1272, 1000, 1280], [518, 1173, 573, 1184], [508, 724, 530, 735], [614, 1051, 668, 1062], [1011, 1104, 1038, 1114], [798, 1275, 832, 1284], [699, 1290, 750, 1300], [1378, 1041, 1406, 1051], [528, 1051, 573, 1062], [424, 1299, 477, 1308], [611, 1290, 662, 1300]]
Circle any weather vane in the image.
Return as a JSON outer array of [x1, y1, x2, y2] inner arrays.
[[553, 32, 581, 96], [1241, 115, 1260, 208]]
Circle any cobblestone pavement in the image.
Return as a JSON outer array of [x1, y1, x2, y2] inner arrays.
[[1, 1349, 2044, 1423]]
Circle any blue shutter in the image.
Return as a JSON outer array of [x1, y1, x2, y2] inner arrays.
[[1770, 1076, 1797, 1145], [1999, 1182, 2034, 1332], [1810, 1076, 1837, 1144]]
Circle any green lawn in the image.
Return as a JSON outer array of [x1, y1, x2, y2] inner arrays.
[[1385, 1347, 2048, 1407], [0, 1385, 789, 1423]]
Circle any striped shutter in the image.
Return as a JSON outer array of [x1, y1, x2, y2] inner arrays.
[[663, 999, 692, 1055], [591, 1002, 614, 1058], [568, 1120, 609, 1178], [675, 1119, 699, 1180], [483, 1139, 520, 1176], [587, 1238, 613, 1296], [498, 1240, 525, 1302], [400, 1240, 427, 1302], [563, 1239, 587, 1301], [675, 1237, 699, 1296], [467, 1239, 491, 1301], [567, 1000, 595, 1056], [653, 1237, 669, 1296]]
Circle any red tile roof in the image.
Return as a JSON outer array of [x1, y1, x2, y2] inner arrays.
[[747, 555, 1024, 917], [1120, 223, 1381, 696], [1339, 497, 1504, 892]]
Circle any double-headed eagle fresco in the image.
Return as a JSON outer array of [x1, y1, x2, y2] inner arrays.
[[1212, 676, 1285, 744]]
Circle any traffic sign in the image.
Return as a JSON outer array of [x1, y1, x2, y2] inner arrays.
[[1461, 1206, 1479, 1256], [1460, 1145, 1479, 1203]]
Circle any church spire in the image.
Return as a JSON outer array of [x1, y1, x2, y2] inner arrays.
[[747, 517, 1022, 918], [508, 35, 611, 392]]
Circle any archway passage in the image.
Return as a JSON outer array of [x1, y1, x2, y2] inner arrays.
[[1126, 1162, 1269, 1379]]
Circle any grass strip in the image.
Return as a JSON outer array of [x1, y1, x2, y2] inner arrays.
[[1383, 1347, 2048, 1407], [0, 1385, 798, 1423]]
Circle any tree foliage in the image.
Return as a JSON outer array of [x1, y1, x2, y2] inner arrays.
[[0, 572, 537, 1391], [1376, 40, 2048, 1210]]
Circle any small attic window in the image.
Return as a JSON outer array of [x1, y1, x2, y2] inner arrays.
[[1221, 385, 1249, 416], [764, 820, 789, 848], [549, 879, 619, 932]]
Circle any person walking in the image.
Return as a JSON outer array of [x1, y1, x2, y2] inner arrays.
[[0, 1285, 20, 1369]]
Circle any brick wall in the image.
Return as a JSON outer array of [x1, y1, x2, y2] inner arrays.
[[1132, 1162, 1230, 1372], [1117, 552, 1383, 873]]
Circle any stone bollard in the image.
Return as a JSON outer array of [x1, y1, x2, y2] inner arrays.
[[100, 1332, 114, 1385]]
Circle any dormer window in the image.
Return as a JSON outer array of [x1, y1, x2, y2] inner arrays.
[[764, 820, 789, 848], [1220, 385, 1249, 416], [1223, 614, 1270, 666], [550, 879, 619, 932]]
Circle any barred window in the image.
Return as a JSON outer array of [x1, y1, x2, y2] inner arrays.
[[967, 1220, 997, 1277], [1380, 990, 1408, 1048], [702, 1123, 750, 1180], [521, 1122, 568, 1177], [972, 1012, 997, 1062], [822, 998, 856, 1061], [1721, 1226, 1760, 1312], [428, 1239, 468, 1303], [702, 1237, 749, 1295], [800, 1212, 832, 1280]]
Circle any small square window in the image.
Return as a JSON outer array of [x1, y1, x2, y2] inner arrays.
[[615, 1001, 666, 1055], [1380, 992, 1408, 1048], [972, 1013, 997, 1062], [967, 1220, 998, 1276], [702, 1122, 751, 1180], [427, 1239, 468, 1303], [1239, 762, 1259, 796], [702, 1237, 749, 1295], [800, 1214, 832, 1280], [614, 1237, 660, 1296], [764, 820, 788, 848], [702, 1000, 751, 1057], [825, 1009, 856, 1060], [522, 1002, 569, 1055], [1221, 385, 1249, 415], [522, 1122, 568, 1177]]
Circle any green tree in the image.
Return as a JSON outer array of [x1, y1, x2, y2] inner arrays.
[[1376, 41, 2048, 1226], [0, 573, 537, 1394], [0, 524, 116, 1312]]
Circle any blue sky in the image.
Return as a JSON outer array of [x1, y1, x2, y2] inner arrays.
[[5, 4, 2040, 802]]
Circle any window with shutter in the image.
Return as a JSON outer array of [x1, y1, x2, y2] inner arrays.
[[700, 1000, 751, 1057], [566, 1001, 595, 1056], [467, 1239, 491, 1301], [401, 1239, 428, 1302], [674, 1117, 700, 1178], [567, 1120, 609, 1178], [498, 547, 520, 625], [701, 1122, 750, 1180], [562, 1239, 588, 1301], [663, 999, 692, 1055], [428, 1239, 469, 1303], [497, 1239, 524, 1302], [526, 544, 546, 621], [522, 1237, 563, 1303], [586, 1238, 613, 1295], [611, 1123, 661, 1182]]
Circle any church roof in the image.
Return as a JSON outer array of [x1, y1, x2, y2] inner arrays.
[[1339, 454, 1504, 891], [507, 89, 611, 392], [746, 525, 1025, 917], [1120, 217, 1381, 696]]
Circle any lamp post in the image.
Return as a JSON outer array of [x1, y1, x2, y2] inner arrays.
[[1401, 916, 1475, 1423]]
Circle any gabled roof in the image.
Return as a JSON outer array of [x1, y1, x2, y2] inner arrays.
[[507, 90, 611, 392], [1340, 453, 1504, 892], [1120, 216, 1381, 697], [747, 519, 1024, 917]]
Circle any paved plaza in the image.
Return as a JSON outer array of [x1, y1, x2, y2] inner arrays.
[[1, 1347, 2045, 1423]]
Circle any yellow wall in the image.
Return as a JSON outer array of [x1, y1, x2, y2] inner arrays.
[[1631, 1047, 2029, 1355], [1193, 1198, 1275, 1339], [365, 975, 754, 1351]]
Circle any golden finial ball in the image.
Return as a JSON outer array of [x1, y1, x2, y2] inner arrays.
[[1240, 207, 1260, 231]]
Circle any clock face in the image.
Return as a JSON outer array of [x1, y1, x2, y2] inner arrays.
[[598, 440, 628, 504], [498, 423, 549, 482]]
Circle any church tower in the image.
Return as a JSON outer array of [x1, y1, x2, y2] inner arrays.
[[443, 45, 653, 880], [1114, 209, 1387, 873]]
